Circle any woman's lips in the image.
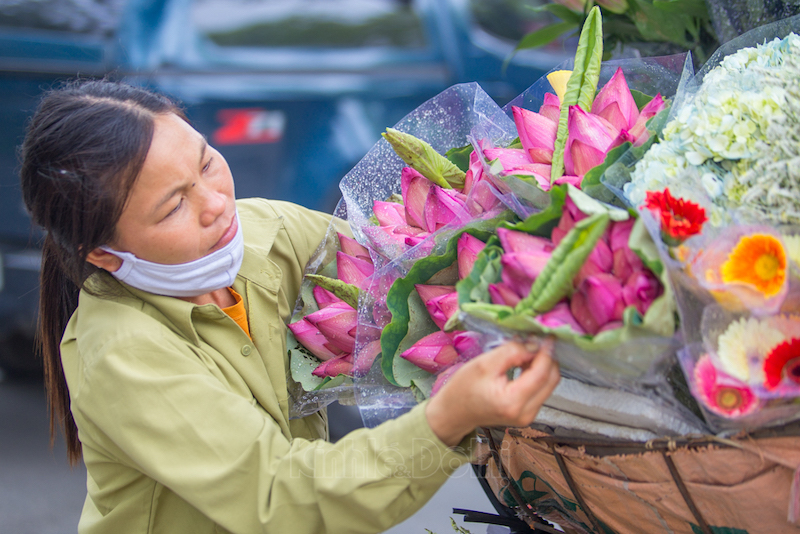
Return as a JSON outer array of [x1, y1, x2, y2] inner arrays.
[[211, 215, 237, 252]]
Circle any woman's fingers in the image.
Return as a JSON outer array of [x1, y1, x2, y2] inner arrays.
[[517, 362, 561, 425], [492, 339, 559, 426], [476, 340, 538, 378]]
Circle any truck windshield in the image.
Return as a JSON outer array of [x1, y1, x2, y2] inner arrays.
[[192, 0, 427, 49]]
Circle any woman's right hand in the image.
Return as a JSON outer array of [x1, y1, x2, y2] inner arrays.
[[425, 339, 560, 447]]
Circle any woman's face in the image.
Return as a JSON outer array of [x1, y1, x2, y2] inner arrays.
[[101, 113, 237, 267]]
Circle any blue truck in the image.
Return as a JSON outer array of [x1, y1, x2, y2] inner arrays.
[[0, 0, 566, 376]]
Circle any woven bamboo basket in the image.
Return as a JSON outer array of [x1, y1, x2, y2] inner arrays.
[[476, 424, 800, 534]]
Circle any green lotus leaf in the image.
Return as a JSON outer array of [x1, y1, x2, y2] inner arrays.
[[445, 143, 474, 173]]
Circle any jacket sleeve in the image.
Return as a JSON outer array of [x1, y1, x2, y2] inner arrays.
[[70, 313, 474, 534]]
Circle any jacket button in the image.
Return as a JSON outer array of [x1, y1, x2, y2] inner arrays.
[[241, 345, 252, 356]]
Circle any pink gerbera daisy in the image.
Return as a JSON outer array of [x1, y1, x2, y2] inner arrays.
[[694, 354, 758, 418]]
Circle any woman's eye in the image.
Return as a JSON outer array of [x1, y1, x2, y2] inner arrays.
[[203, 157, 213, 172], [167, 199, 182, 217]]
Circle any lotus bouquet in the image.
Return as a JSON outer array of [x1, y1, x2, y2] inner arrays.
[[473, 6, 684, 215], [456, 184, 677, 382], [288, 83, 516, 414], [613, 15, 800, 430]]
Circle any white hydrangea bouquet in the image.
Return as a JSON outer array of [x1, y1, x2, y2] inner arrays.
[[605, 14, 800, 431], [622, 30, 800, 227]]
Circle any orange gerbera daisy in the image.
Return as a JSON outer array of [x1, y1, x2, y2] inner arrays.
[[721, 233, 787, 297]]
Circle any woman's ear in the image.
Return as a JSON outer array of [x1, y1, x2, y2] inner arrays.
[[86, 248, 123, 272]]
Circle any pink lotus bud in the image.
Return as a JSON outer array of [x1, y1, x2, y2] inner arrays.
[[401, 166, 433, 230], [312, 353, 354, 378], [352, 339, 381, 377], [609, 219, 643, 280], [591, 68, 639, 132], [372, 201, 407, 227], [362, 224, 408, 251], [564, 105, 627, 177], [539, 93, 561, 123], [313, 286, 341, 309], [552, 210, 575, 246], [536, 302, 586, 334], [400, 331, 459, 374], [462, 147, 484, 196], [457, 233, 486, 279], [416, 284, 455, 303], [512, 106, 557, 163], [304, 301, 358, 353], [338, 233, 371, 263], [504, 165, 553, 191], [498, 227, 554, 255], [488, 282, 522, 307], [608, 219, 635, 251], [393, 224, 428, 238], [612, 247, 644, 282], [570, 273, 625, 335], [425, 187, 470, 232], [372, 297, 392, 328], [337, 251, 374, 289], [554, 174, 582, 188], [288, 318, 343, 362], [451, 331, 483, 360], [622, 269, 663, 315], [431, 362, 465, 397], [405, 234, 435, 256], [483, 147, 533, 169], [564, 194, 588, 222], [416, 284, 458, 330], [501, 250, 552, 298], [574, 239, 613, 286], [629, 94, 666, 145], [468, 178, 501, 214], [427, 292, 459, 330]]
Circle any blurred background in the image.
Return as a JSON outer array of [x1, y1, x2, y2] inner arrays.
[[0, 0, 570, 532]]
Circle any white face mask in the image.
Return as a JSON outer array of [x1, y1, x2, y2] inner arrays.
[[100, 216, 245, 298]]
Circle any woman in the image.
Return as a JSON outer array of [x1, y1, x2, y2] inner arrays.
[[20, 79, 560, 534]]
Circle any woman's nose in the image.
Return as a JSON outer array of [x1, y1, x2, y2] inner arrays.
[[198, 185, 227, 227]]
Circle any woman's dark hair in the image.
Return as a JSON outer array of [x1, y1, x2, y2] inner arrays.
[[19, 79, 185, 465]]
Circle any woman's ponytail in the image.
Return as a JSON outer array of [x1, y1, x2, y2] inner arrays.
[[38, 234, 81, 463]]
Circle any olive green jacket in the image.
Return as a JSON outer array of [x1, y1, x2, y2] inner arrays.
[[61, 198, 473, 534]]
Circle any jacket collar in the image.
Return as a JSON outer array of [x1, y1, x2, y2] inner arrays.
[[98, 210, 285, 345]]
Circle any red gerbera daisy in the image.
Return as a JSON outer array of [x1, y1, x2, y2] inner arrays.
[[644, 188, 708, 245], [763, 338, 800, 390]]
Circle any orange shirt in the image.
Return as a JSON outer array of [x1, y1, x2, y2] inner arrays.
[[222, 288, 251, 339]]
